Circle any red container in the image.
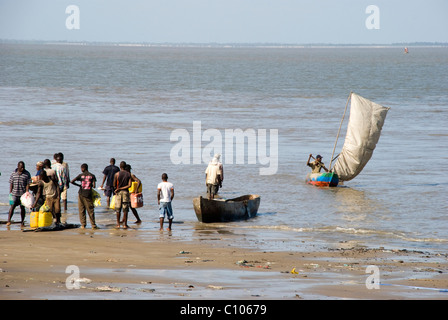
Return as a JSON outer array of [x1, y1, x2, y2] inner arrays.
[[131, 193, 143, 208]]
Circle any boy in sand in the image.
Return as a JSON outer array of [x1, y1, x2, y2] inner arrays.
[[157, 173, 174, 231]]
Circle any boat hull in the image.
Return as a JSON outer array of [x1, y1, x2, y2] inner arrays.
[[193, 194, 260, 223], [306, 172, 339, 187]]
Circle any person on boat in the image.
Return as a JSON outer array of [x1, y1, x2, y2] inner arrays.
[[205, 154, 223, 200], [307, 154, 329, 173], [157, 173, 174, 231]]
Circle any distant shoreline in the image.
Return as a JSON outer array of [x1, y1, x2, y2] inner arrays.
[[1, 39, 448, 49]]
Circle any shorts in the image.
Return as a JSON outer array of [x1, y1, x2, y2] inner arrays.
[[104, 185, 114, 198], [10, 195, 24, 208], [207, 183, 219, 196], [159, 202, 173, 220], [115, 190, 130, 213], [61, 186, 68, 201], [46, 196, 61, 217]]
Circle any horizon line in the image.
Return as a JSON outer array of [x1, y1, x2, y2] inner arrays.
[[1, 39, 448, 48]]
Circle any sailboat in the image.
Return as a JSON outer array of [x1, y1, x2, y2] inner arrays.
[[306, 92, 390, 187]]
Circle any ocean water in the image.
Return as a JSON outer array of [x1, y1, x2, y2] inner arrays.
[[1, 43, 447, 253]]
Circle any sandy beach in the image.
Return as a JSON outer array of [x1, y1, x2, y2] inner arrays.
[[1, 223, 447, 301]]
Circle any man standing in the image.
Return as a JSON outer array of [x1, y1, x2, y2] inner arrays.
[[125, 164, 142, 224], [157, 173, 174, 231], [71, 163, 97, 229], [7, 161, 31, 227], [59, 153, 70, 212], [113, 161, 132, 229], [100, 158, 120, 208], [205, 154, 222, 200], [51, 153, 69, 210]]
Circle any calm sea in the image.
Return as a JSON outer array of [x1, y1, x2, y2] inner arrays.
[[1, 43, 447, 253]]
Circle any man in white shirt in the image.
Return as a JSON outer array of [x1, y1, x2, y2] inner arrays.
[[205, 154, 223, 200], [157, 173, 174, 231]]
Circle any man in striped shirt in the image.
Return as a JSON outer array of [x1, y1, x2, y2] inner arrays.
[[7, 161, 31, 227]]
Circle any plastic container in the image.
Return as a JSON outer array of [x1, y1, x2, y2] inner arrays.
[[38, 211, 53, 227], [30, 211, 39, 228], [130, 193, 143, 208], [110, 195, 116, 209], [129, 181, 142, 193]]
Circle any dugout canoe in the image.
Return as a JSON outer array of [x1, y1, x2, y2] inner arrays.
[[193, 194, 260, 223], [305, 172, 339, 187]]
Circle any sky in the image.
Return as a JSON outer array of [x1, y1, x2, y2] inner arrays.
[[1, 0, 447, 44]]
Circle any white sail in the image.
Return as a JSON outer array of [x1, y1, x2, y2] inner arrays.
[[333, 93, 390, 181]]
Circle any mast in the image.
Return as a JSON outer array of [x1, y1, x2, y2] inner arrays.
[[329, 92, 352, 171]]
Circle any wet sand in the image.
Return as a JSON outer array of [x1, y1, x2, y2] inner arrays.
[[1, 225, 447, 300]]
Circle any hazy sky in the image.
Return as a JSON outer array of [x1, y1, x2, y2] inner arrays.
[[1, 0, 447, 44]]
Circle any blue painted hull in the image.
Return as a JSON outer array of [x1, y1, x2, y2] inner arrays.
[[306, 172, 339, 187]]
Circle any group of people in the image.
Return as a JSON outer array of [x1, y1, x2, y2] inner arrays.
[[7, 152, 325, 231], [6, 155, 176, 231], [7, 153, 70, 227]]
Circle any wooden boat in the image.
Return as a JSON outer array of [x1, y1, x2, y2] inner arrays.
[[306, 92, 390, 187], [306, 172, 339, 187], [193, 194, 260, 223]]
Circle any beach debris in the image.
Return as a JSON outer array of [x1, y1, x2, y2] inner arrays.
[[94, 285, 122, 292], [179, 250, 191, 254], [74, 277, 92, 284], [303, 263, 319, 269], [207, 285, 224, 290], [236, 259, 271, 269], [290, 268, 299, 274], [236, 260, 252, 267]]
